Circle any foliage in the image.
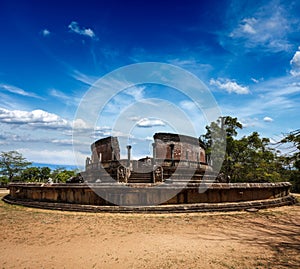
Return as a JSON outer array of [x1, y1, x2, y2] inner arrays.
[[0, 151, 78, 183], [0, 151, 32, 181], [0, 175, 9, 186], [201, 116, 242, 175], [51, 168, 77, 183], [202, 116, 295, 185], [20, 166, 51, 182], [20, 166, 77, 183], [279, 129, 300, 192]]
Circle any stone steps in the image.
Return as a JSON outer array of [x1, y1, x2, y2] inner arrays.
[[128, 172, 153, 183]]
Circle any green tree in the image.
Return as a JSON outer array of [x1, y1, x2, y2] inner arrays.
[[280, 129, 300, 168], [0, 175, 9, 186], [280, 129, 300, 192], [202, 117, 285, 183], [201, 116, 242, 175], [231, 132, 281, 182], [51, 168, 77, 183], [21, 167, 40, 182], [20, 166, 52, 182], [0, 151, 32, 181], [40, 167, 51, 182]]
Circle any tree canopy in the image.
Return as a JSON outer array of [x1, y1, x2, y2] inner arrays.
[[0, 151, 32, 181], [202, 116, 299, 190], [0, 151, 78, 184]]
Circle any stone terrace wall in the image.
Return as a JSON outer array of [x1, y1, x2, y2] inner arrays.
[[7, 182, 293, 207]]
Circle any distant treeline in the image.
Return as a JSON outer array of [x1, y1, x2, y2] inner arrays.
[[0, 151, 78, 186]]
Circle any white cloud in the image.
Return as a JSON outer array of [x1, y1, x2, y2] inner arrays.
[[210, 78, 250, 94], [290, 46, 300, 76], [124, 86, 145, 101], [0, 107, 69, 129], [51, 139, 90, 146], [0, 83, 42, 99], [263, 116, 273, 122], [42, 29, 50, 37], [228, 2, 296, 52], [241, 18, 257, 34], [68, 21, 96, 38], [51, 139, 73, 145], [136, 118, 165, 128], [220, 75, 300, 126], [179, 100, 200, 111], [145, 136, 153, 141], [72, 118, 91, 129], [129, 116, 141, 121]]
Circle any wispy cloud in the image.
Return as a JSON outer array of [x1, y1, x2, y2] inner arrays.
[[167, 58, 213, 74], [70, 69, 97, 85], [49, 88, 70, 101], [210, 78, 250, 94], [49, 88, 81, 106], [124, 86, 145, 101], [102, 85, 145, 114], [0, 83, 43, 99], [227, 1, 298, 52], [68, 21, 96, 38], [221, 75, 300, 121]]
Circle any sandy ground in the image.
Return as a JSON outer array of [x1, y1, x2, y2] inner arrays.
[[0, 192, 299, 269]]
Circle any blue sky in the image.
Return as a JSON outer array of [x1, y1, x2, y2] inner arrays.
[[0, 0, 299, 167]]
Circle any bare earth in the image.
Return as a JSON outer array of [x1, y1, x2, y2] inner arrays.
[[0, 192, 299, 269]]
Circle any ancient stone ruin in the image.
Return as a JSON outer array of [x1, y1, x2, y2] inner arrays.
[[4, 132, 297, 212], [82, 132, 213, 184]]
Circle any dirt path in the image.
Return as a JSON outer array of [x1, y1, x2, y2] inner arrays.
[[0, 193, 299, 269]]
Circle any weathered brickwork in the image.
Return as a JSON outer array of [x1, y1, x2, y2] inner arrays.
[[153, 133, 206, 163], [91, 136, 120, 162], [7, 182, 294, 208]]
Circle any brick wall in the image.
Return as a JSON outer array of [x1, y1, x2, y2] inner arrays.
[[91, 136, 120, 162], [153, 133, 206, 163]]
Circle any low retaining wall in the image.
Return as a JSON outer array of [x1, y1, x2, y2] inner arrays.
[[4, 182, 296, 212]]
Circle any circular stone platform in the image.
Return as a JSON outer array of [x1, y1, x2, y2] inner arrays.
[[3, 182, 297, 213]]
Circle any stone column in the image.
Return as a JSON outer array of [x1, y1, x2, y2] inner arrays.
[[170, 144, 174, 166], [111, 146, 115, 161], [152, 143, 156, 165], [126, 145, 132, 167], [85, 157, 91, 169]]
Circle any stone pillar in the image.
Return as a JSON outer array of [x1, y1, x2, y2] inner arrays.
[[170, 144, 174, 166], [152, 143, 156, 165], [126, 145, 132, 167], [85, 157, 91, 169], [111, 146, 115, 161]]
